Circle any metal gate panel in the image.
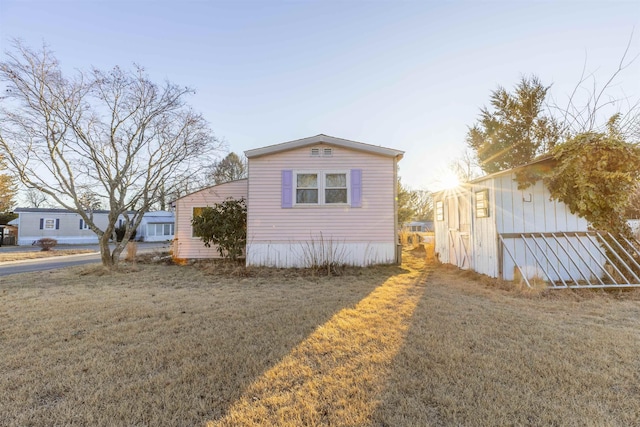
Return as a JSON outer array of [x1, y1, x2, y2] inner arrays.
[[499, 232, 640, 289]]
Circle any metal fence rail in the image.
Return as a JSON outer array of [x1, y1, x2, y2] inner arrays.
[[498, 231, 640, 289]]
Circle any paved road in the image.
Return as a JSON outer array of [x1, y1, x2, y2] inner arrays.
[[0, 242, 170, 277]]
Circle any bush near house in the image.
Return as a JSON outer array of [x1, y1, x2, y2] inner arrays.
[[114, 224, 137, 242], [33, 238, 57, 251], [191, 198, 247, 261]]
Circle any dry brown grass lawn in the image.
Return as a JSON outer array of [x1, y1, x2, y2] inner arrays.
[[1, 249, 640, 426], [0, 249, 95, 262]]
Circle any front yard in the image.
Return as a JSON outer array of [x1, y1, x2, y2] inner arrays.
[[1, 250, 639, 426]]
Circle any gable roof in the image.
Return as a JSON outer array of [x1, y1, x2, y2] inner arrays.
[[470, 154, 556, 184], [173, 178, 248, 202], [14, 207, 112, 214], [244, 134, 404, 159], [433, 155, 556, 198]]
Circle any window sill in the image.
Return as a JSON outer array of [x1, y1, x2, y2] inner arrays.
[[292, 203, 351, 208]]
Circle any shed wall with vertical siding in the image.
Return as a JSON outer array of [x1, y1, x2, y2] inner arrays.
[[435, 168, 603, 282]]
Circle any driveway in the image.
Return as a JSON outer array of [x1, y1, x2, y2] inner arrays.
[[0, 242, 171, 277]]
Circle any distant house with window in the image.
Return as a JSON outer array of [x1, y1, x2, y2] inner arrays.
[[11, 208, 174, 245], [402, 221, 434, 233], [173, 134, 404, 267], [138, 211, 175, 242]]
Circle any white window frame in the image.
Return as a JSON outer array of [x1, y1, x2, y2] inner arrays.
[[293, 170, 350, 206], [148, 223, 174, 237], [435, 201, 444, 221], [43, 218, 56, 230], [80, 219, 89, 230], [475, 189, 490, 218]]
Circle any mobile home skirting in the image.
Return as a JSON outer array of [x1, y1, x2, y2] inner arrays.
[[246, 242, 396, 267]]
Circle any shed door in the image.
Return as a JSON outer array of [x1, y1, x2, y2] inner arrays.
[[447, 194, 471, 269]]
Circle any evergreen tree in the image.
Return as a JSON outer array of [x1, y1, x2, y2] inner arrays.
[[468, 75, 562, 173]]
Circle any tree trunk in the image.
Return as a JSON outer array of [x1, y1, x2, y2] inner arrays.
[[99, 234, 115, 268], [111, 241, 126, 266]]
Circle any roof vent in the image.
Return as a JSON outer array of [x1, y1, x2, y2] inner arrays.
[[311, 148, 320, 156], [323, 148, 332, 156]]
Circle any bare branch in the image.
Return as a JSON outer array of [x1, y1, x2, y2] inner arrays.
[[0, 40, 223, 267]]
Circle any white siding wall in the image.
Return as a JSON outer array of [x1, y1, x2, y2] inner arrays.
[[173, 180, 248, 259], [433, 195, 450, 264], [435, 172, 604, 282], [16, 211, 110, 245], [492, 174, 601, 281], [470, 180, 499, 278], [493, 175, 587, 234], [246, 143, 397, 267]]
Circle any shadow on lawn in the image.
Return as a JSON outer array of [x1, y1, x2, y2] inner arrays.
[[0, 260, 408, 427], [204, 253, 425, 426], [197, 263, 408, 424]]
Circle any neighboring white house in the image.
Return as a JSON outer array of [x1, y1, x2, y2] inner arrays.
[[173, 134, 404, 267], [137, 211, 175, 242], [402, 221, 434, 232], [12, 208, 174, 245], [433, 158, 607, 285]]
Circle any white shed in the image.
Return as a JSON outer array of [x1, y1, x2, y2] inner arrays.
[[434, 158, 609, 286]]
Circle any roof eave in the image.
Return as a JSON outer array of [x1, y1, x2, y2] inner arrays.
[[244, 134, 404, 159]]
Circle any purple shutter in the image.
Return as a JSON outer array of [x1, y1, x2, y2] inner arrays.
[[55, 219, 60, 229], [351, 169, 362, 208], [282, 170, 293, 208], [39, 218, 44, 229]]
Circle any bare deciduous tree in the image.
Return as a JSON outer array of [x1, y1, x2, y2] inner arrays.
[[409, 189, 434, 222], [0, 41, 222, 268], [77, 189, 102, 211], [24, 188, 49, 208], [552, 33, 640, 141], [450, 148, 482, 183], [206, 152, 247, 185]]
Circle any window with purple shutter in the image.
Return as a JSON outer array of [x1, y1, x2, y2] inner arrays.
[[281, 170, 293, 208], [351, 169, 362, 208]]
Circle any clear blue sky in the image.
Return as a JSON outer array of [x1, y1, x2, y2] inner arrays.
[[1, 0, 639, 191]]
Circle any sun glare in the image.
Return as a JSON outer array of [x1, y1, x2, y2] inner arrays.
[[439, 171, 461, 190]]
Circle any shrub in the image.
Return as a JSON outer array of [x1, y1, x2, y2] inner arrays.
[[114, 224, 137, 242], [34, 238, 57, 251], [300, 233, 348, 276], [191, 198, 246, 261]]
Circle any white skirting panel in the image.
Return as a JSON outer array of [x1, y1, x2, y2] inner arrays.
[[18, 236, 100, 246], [246, 242, 396, 267]]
